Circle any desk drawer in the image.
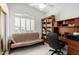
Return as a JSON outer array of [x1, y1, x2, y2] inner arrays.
[[68, 41, 79, 51], [68, 42, 79, 55], [68, 47, 79, 55]]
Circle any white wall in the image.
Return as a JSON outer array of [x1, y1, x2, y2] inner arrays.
[[45, 4, 63, 21], [59, 3, 79, 20], [8, 3, 45, 36], [0, 3, 9, 50], [46, 3, 79, 21]]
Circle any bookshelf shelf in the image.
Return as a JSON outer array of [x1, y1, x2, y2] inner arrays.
[[41, 15, 55, 43]]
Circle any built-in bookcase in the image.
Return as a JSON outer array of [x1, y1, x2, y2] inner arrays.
[[41, 15, 55, 43]]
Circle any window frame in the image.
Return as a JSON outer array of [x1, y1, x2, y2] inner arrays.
[[14, 15, 35, 32]]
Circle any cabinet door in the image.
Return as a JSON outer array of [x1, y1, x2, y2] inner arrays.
[[59, 27, 75, 36], [74, 27, 79, 32], [75, 18, 79, 27]]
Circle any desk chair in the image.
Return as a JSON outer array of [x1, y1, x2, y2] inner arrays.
[[48, 32, 65, 55]]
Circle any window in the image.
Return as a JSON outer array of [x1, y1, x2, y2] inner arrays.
[[15, 16, 20, 32], [21, 17, 26, 31], [26, 19, 30, 31], [15, 15, 35, 32], [30, 19, 35, 31]]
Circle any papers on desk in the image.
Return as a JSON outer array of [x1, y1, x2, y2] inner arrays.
[[73, 32, 79, 35]]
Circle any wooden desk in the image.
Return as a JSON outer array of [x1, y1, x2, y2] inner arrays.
[[59, 36, 79, 55]]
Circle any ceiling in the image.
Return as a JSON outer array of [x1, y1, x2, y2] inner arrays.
[[7, 3, 59, 14], [27, 3, 55, 13]]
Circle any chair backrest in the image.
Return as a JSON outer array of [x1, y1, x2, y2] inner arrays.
[[48, 32, 60, 49]]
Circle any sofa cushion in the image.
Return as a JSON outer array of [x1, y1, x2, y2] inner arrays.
[[11, 39, 43, 48], [12, 32, 39, 43]]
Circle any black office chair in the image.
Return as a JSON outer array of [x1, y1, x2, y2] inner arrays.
[[48, 32, 65, 55]]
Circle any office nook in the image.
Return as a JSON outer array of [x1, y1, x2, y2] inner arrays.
[[0, 3, 79, 55]]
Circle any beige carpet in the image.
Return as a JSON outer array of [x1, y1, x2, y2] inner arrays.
[[9, 43, 67, 55]]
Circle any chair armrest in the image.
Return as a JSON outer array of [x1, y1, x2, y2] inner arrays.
[[8, 39, 13, 44], [8, 36, 15, 44], [8, 38, 14, 50], [8, 39, 15, 46], [8, 40, 12, 51]]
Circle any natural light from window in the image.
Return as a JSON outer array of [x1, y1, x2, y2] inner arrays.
[[15, 14, 35, 32]]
